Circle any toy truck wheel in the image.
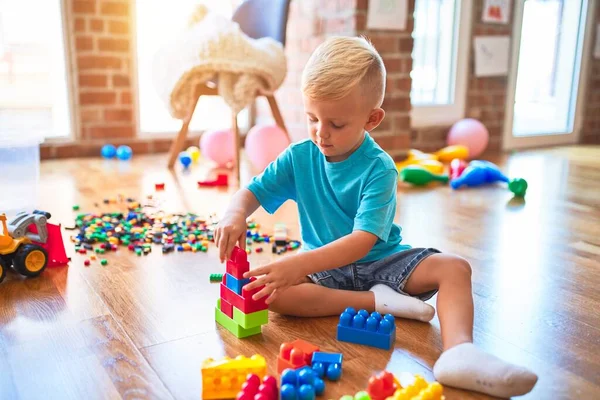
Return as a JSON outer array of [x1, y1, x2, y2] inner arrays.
[[13, 244, 48, 277], [0, 258, 6, 283]]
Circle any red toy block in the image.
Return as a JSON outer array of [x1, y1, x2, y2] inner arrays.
[[367, 371, 398, 400], [220, 297, 234, 319], [198, 174, 228, 187], [226, 246, 250, 279], [220, 279, 267, 314], [236, 374, 278, 400], [277, 339, 320, 374]]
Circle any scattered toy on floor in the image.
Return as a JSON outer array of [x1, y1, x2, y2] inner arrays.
[[451, 160, 528, 197], [201, 355, 267, 399], [116, 145, 133, 161], [101, 144, 117, 159], [186, 146, 201, 163], [337, 307, 396, 350], [179, 151, 192, 169], [198, 174, 229, 187], [236, 373, 278, 400], [399, 165, 449, 186]]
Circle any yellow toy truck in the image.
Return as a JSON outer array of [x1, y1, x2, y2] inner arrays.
[[0, 212, 49, 284]]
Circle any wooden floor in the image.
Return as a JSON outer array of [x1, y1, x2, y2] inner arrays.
[[1, 146, 599, 400]]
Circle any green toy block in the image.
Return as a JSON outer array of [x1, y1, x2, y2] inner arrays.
[[232, 306, 268, 329], [215, 300, 262, 338]]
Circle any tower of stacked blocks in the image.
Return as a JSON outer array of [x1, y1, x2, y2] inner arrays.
[[215, 246, 268, 338]]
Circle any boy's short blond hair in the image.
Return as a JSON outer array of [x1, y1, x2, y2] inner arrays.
[[301, 36, 386, 108]]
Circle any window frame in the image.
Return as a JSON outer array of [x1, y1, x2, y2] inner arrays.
[[0, 0, 76, 143], [410, 0, 473, 128]]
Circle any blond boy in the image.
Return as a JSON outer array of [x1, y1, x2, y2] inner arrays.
[[215, 36, 537, 398]]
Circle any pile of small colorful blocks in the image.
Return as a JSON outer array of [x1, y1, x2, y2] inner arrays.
[[70, 198, 300, 263]]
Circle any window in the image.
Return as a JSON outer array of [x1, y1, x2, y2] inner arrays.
[[512, 0, 588, 136], [0, 0, 72, 140], [135, 0, 247, 135], [410, 0, 471, 127]]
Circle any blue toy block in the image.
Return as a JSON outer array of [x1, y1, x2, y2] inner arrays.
[[225, 273, 250, 295], [311, 352, 343, 381], [280, 366, 325, 400], [336, 307, 396, 350]]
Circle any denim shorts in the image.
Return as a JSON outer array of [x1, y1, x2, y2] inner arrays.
[[307, 247, 441, 301]]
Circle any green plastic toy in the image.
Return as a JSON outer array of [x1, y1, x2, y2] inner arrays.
[[400, 165, 449, 186], [508, 178, 528, 197]]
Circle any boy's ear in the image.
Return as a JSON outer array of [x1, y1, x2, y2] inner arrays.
[[364, 108, 386, 131]]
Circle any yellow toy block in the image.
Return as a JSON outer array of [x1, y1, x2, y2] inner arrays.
[[385, 375, 444, 400], [201, 355, 266, 399]]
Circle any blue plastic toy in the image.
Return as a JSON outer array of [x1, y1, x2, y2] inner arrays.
[[101, 144, 117, 159], [116, 145, 133, 160], [450, 160, 508, 189], [311, 352, 343, 381], [179, 151, 192, 168], [337, 307, 396, 350], [281, 367, 325, 400], [225, 273, 250, 295]]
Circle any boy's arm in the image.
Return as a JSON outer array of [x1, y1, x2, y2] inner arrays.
[[243, 230, 378, 301], [293, 230, 379, 275], [215, 188, 260, 262]]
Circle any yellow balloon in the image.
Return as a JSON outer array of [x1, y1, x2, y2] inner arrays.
[[186, 146, 201, 163]]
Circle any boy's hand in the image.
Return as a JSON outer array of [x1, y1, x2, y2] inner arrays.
[[243, 257, 306, 304], [214, 211, 247, 263]]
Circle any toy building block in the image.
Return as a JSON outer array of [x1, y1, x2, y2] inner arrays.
[[367, 371, 399, 400], [227, 246, 250, 279], [311, 352, 343, 381], [232, 306, 268, 330], [202, 355, 266, 399], [337, 307, 396, 350], [198, 174, 229, 187], [386, 374, 444, 400], [220, 297, 234, 319], [210, 273, 224, 282], [226, 272, 251, 295], [339, 391, 371, 400], [277, 339, 320, 374], [236, 374, 278, 400], [215, 299, 262, 338], [280, 366, 325, 400], [220, 278, 268, 314], [273, 223, 288, 246]]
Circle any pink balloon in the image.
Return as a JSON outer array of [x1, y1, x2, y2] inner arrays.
[[447, 118, 489, 159], [245, 125, 290, 171], [200, 129, 235, 167]]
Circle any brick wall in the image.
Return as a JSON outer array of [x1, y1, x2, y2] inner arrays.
[[72, 1, 135, 140], [582, 6, 600, 144]]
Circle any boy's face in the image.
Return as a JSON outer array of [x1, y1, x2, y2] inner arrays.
[[303, 85, 385, 162]]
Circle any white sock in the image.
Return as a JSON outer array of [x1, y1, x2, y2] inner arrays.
[[433, 343, 538, 398], [369, 284, 435, 322]]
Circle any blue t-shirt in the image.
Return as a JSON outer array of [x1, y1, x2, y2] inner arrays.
[[247, 132, 411, 263]]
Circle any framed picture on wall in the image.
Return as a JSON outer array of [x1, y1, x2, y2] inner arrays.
[[482, 0, 511, 24]]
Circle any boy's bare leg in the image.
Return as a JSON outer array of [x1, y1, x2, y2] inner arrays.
[[403, 254, 538, 398], [269, 278, 435, 321], [268, 279, 374, 317]]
